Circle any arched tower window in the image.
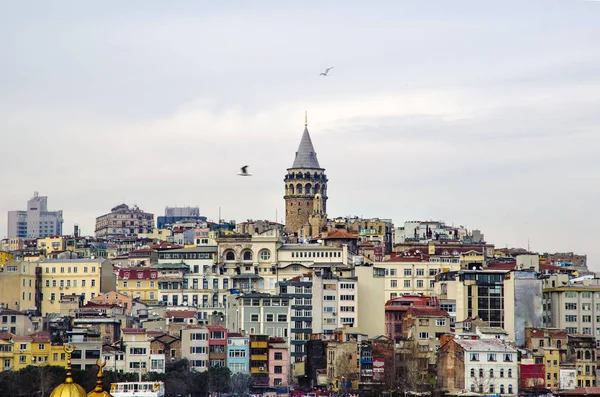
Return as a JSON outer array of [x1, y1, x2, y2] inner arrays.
[[304, 172, 310, 178], [315, 183, 320, 195], [225, 251, 235, 261], [289, 184, 295, 195], [296, 184, 303, 194], [585, 350, 591, 360], [305, 184, 312, 195], [321, 185, 326, 195], [314, 172, 319, 179], [296, 172, 303, 178], [242, 250, 253, 261]]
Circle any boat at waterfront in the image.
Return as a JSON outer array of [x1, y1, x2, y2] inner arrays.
[[109, 381, 166, 397]]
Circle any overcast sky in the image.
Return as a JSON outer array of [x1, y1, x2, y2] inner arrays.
[[1, 1, 599, 266]]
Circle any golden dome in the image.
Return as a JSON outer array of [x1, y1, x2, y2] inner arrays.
[[88, 358, 113, 397], [50, 345, 87, 397]]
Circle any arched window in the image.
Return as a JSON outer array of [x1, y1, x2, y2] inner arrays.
[[470, 369, 475, 377], [470, 385, 475, 392], [225, 251, 235, 261], [305, 184, 312, 195], [508, 385, 513, 394], [304, 172, 310, 178], [296, 172, 302, 178], [321, 185, 326, 194], [479, 369, 483, 378], [489, 385, 494, 394], [500, 385, 505, 394], [289, 184, 295, 195], [242, 250, 252, 261], [508, 369, 512, 378], [489, 369, 494, 378], [298, 209, 302, 215], [314, 172, 319, 179], [557, 340, 562, 349], [315, 183, 320, 194], [259, 250, 271, 261], [577, 351, 582, 360], [585, 350, 592, 360], [500, 368, 504, 378], [296, 184, 303, 194]]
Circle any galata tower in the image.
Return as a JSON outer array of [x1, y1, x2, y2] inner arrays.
[[284, 116, 328, 234]]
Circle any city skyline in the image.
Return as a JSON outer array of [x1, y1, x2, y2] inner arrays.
[[1, 1, 599, 264]]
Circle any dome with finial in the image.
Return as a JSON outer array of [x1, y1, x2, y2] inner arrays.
[[87, 358, 113, 397], [50, 345, 87, 397]]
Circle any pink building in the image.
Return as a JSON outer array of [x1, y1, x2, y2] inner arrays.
[[268, 337, 289, 387]]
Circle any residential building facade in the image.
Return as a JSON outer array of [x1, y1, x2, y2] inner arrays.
[[7, 192, 63, 239]]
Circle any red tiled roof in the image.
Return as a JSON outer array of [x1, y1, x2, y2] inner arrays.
[[118, 267, 157, 280], [12, 335, 33, 342], [407, 307, 449, 317], [540, 263, 569, 271], [558, 387, 600, 395], [384, 256, 426, 263], [487, 263, 516, 271], [323, 231, 359, 240], [122, 328, 146, 333], [166, 310, 196, 319], [286, 274, 313, 282], [0, 332, 14, 341], [30, 331, 50, 343]]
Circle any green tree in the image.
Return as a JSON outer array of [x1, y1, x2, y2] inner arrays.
[[208, 366, 231, 395], [230, 373, 253, 396]]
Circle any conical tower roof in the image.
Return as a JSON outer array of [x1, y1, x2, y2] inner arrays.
[[291, 124, 321, 169]]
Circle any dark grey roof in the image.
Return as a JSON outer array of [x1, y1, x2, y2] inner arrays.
[[291, 127, 321, 169]]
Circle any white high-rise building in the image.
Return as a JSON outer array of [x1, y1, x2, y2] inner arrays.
[[7, 192, 63, 239]]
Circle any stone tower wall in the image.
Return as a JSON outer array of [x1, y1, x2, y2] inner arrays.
[[284, 168, 328, 234]]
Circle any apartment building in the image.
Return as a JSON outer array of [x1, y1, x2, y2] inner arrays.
[[437, 335, 519, 396], [312, 271, 358, 335], [269, 337, 290, 387], [7, 192, 63, 239], [117, 267, 159, 303], [278, 274, 313, 362], [207, 325, 227, 367], [181, 325, 209, 372], [0, 260, 39, 314], [376, 255, 460, 302], [68, 328, 103, 370], [543, 283, 600, 336], [250, 334, 270, 389], [39, 258, 115, 315], [401, 306, 450, 361], [227, 294, 291, 342], [95, 203, 154, 238], [122, 328, 150, 374], [10, 331, 67, 370], [227, 333, 249, 374]]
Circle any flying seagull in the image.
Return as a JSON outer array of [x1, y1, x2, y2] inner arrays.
[[238, 166, 252, 176], [319, 66, 334, 76]]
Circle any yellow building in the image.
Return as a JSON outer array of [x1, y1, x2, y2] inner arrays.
[[0, 337, 14, 371], [116, 267, 159, 303], [0, 259, 38, 312], [39, 258, 115, 316], [0, 331, 67, 372], [544, 347, 561, 390], [0, 251, 14, 266], [37, 236, 76, 255]]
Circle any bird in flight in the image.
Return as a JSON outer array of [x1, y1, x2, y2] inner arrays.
[[320, 66, 334, 76], [238, 166, 252, 176]]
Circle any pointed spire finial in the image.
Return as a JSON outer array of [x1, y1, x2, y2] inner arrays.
[[64, 344, 75, 383], [93, 358, 107, 392], [305, 111, 308, 128]]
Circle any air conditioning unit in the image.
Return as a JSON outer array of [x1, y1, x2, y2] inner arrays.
[[59, 287, 63, 290], [259, 367, 265, 371], [19, 349, 25, 353], [66, 286, 70, 290]]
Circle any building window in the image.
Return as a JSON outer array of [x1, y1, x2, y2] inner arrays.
[[488, 353, 496, 361], [417, 280, 424, 288], [390, 280, 397, 288], [436, 319, 446, 326], [470, 368, 475, 377], [278, 314, 287, 322], [404, 280, 411, 288], [266, 314, 274, 322], [416, 269, 424, 276], [251, 314, 259, 321], [274, 352, 283, 360], [508, 369, 512, 378], [260, 250, 271, 261], [418, 332, 429, 339], [274, 366, 283, 373], [404, 269, 412, 276], [508, 385, 513, 393], [500, 369, 504, 378], [470, 353, 479, 361]]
